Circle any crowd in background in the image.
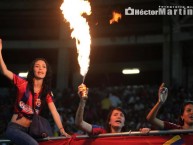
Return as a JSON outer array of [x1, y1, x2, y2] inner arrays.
[[0, 84, 193, 137]]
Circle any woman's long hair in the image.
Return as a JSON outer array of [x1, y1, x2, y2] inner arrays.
[[27, 58, 52, 109], [179, 101, 193, 126], [105, 107, 126, 133]]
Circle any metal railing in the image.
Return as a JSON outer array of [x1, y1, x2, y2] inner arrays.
[[1, 129, 193, 143]]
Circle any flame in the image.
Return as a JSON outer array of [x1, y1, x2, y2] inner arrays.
[[110, 11, 122, 24], [60, 0, 91, 78]]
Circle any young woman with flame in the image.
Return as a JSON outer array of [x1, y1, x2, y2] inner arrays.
[[75, 84, 150, 135]]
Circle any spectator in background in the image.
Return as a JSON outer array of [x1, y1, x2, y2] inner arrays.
[[100, 94, 112, 121], [146, 83, 193, 129], [109, 92, 122, 107]]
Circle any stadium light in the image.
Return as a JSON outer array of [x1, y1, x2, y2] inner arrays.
[[122, 68, 140, 74], [18, 72, 28, 78]]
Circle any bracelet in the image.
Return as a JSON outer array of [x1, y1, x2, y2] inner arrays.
[[59, 127, 64, 130]]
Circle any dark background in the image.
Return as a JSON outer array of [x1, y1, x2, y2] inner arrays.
[[0, 0, 193, 89]]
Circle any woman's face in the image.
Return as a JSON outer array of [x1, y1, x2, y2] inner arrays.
[[109, 109, 125, 130], [33, 60, 47, 79], [181, 104, 193, 126]]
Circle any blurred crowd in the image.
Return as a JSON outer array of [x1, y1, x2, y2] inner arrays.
[[0, 84, 193, 137]]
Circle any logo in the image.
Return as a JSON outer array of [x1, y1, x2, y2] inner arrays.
[[163, 135, 184, 145], [19, 101, 33, 114], [125, 6, 193, 16]]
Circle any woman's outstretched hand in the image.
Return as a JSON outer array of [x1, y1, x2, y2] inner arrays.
[[78, 84, 88, 100], [158, 83, 168, 104], [140, 128, 151, 134], [60, 130, 71, 138]]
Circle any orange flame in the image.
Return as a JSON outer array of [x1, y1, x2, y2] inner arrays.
[[60, 0, 91, 79], [110, 11, 122, 24]]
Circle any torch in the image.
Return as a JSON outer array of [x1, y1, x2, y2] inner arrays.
[[60, 0, 91, 83]]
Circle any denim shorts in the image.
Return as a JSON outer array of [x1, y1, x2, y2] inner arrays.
[[6, 122, 38, 145]]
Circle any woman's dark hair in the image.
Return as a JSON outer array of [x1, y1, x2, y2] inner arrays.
[[179, 101, 193, 126], [105, 107, 126, 133], [27, 58, 52, 109]]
